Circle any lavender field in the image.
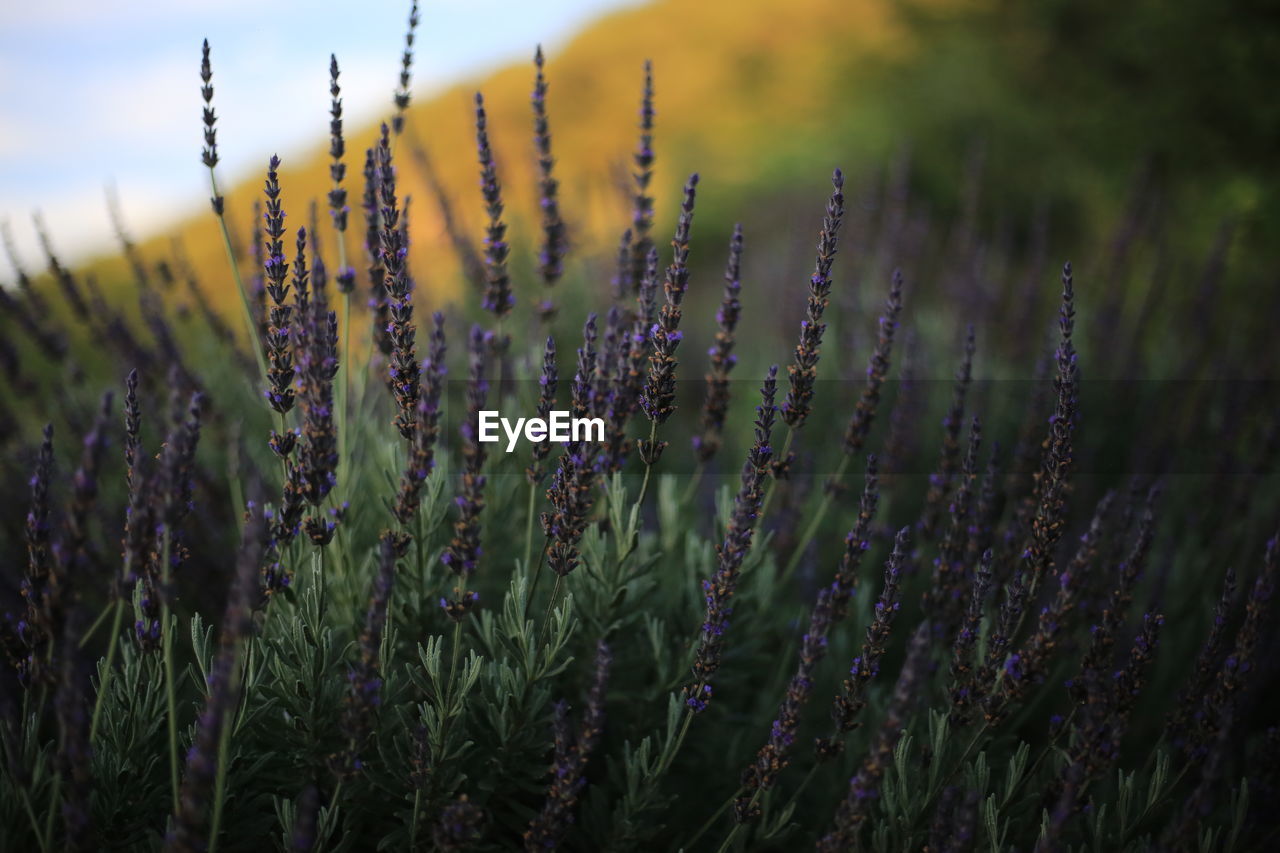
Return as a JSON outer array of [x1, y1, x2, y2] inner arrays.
[[1, 1, 1278, 850]]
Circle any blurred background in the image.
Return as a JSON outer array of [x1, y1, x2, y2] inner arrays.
[[0, 0, 644, 263], [2, 0, 1276, 315]]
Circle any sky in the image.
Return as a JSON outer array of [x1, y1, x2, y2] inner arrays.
[[0, 0, 642, 269]]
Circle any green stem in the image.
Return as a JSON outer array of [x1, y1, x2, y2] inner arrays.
[[525, 536, 550, 623], [522, 479, 538, 575], [636, 420, 659, 510], [410, 787, 423, 852], [19, 781, 47, 853], [77, 600, 113, 650], [681, 462, 705, 506], [715, 789, 760, 853], [541, 574, 564, 644], [89, 598, 126, 741], [771, 764, 819, 835], [40, 772, 60, 852], [756, 427, 795, 528], [779, 455, 850, 583], [658, 707, 695, 776], [208, 168, 268, 386], [686, 785, 744, 850]]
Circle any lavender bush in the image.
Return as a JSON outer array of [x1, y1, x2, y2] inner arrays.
[[1, 7, 1278, 852]]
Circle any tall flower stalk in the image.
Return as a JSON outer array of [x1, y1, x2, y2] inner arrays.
[[636, 173, 699, 502], [627, 61, 656, 297], [327, 54, 355, 498], [685, 365, 778, 713], [531, 46, 568, 325], [691, 224, 745, 468], [199, 40, 268, 386], [441, 326, 490, 620], [760, 170, 846, 522], [474, 92, 514, 342], [376, 124, 420, 439], [780, 270, 903, 579]]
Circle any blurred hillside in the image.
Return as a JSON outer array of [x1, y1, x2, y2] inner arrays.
[[72, 0, 1277, 327]]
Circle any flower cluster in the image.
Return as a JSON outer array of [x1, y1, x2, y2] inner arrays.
[[686, 365, 778, 712], [780, 169, 845, 429], [639, 173, 699, 427], [393, 311, 447, 528], [693, 224, 744, 462], [441, 326, 491, 593], [815, 525, 910, 758], [531, 46, 568, 321], [474, 92, 514, 322], [262, 155, 296, 416], [328, 55, 355, 293], [524, 640, 612, 850], [542, 315, 601, 576]]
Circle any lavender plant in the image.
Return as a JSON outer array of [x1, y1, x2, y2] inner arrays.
[[0, 10, 1277, 853]]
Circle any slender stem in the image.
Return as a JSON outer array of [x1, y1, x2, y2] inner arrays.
[[77, 600, 113, 649], [410, 788, 423, 852], [686, 785, 744, 850], [447, 579, 467, 702], [780, 455, 850, 583], [324, 780, 345, 836], [159, 529, 180, 814], [681, 461, 705, 506], [756, 427, 795, 527], [541, 574, 564, 644], [763, 763, 821, 843], [18, 781, 47, 853], [41, 771, 60, 852], [89, 598, 126, 741], [522, 480, 538, 575], [715, 789, 761, 853], [525, 536, 550, 622], [277, 411, 291, 484], [636, 420, 659, 510], [208, 169, 268, 386]]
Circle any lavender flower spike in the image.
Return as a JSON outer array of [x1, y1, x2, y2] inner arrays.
[[640, 173, 699, 425], [524, 639, 612, 850], [328, 54, 355, 293], [542, 316, 601, 577], [376, 124, 420, 438], [200, 39, 222, 214], [262, 155, 296, 416], [781, 168, 845, 429], [526, 335, 558, 485], [532, 46, 568, 321], [815, 525, 910, 760], [340, 531, 398, 773], [474, 91, 514, 321], [441, 326, 490, 611], [685, 365, 778, 713], [693, 224, 744, 462], [736, 459, 882, 819], [627, 60, 656, 296], [170, 504, 267, 850], [391, 1, 420, 135], [393, 312, 447, 527], [841, 268, 904, 457]]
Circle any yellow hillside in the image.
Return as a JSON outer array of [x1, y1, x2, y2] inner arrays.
[[108, 0, 912, 316]]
